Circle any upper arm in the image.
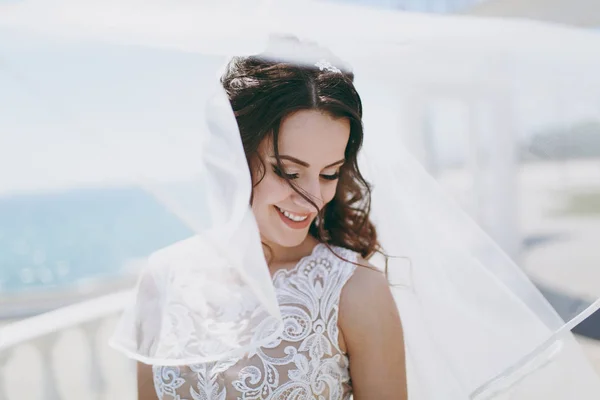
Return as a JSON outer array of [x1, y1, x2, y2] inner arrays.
[[137, 362, 159, 400], [338, 260, 407, 400]]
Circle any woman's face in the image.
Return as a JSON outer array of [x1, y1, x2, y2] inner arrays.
[[252, 109, 350, 248]]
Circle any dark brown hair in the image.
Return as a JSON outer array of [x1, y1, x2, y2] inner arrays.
[[220, 48, 379, 259]]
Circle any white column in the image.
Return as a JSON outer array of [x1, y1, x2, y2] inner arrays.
[[0, 350, 11, 400], [36, 335, 61, 400], [83, 320, 106, 400], [468, 94, 520, 260], [397, 96, 429, 170]]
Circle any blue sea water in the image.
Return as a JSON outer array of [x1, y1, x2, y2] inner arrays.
[[0, 187, 193, 294]]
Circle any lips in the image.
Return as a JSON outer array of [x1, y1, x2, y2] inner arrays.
[[276, 206, 308, 222], [274, 206, 314, 230]]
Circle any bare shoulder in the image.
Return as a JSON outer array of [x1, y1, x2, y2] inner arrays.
[[343, 256, 390, 293], [338, 257, 400, 333], [338, 256, 407, 399]]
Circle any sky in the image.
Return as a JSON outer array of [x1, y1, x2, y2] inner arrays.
[[1, 0, 600, 195]]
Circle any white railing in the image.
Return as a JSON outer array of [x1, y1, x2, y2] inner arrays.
[[0, 290, 137, 400]]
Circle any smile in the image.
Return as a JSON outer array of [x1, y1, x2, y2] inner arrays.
[[276, 206, 309, 221], [274, 206, 313, 230]]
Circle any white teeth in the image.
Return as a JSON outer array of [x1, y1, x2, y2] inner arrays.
[[277, 207, 308, 222]]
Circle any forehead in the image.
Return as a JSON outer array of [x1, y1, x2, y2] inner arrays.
[[275, 110, 350, 163]]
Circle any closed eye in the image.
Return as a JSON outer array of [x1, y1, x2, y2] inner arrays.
[[320, 172, 340, 181], [272, 165, 299, 180]]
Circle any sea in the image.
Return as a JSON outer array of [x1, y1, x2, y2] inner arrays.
[[0, 186, 192, 294]]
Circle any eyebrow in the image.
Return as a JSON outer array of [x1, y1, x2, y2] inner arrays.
[[274, 155, 345, 169]]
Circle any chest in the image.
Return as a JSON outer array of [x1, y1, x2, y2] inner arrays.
[[212, 270, 352, 398], [153, 249, 357, 400]]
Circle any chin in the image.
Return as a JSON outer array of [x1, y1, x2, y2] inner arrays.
[[273, 232, 308, 248], [263, 227, 309, 249]]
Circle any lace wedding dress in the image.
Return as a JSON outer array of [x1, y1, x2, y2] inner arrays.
[[152, 243, 358, 400]]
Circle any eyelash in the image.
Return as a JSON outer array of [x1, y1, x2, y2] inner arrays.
[[271, 165, 340, 181], [272, 165, 298, 180], [321, 172, 340, 181]]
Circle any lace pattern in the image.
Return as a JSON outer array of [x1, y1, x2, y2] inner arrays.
[[116, 233, 284, 366], [152, 243, 358, 400]]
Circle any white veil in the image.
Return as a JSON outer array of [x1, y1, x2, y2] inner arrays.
[[2, 1, 600, 398]]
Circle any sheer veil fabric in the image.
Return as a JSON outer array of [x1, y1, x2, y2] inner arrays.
[[2, 1, 600, 398]]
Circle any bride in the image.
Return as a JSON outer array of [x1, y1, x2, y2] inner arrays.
[[135, 46, 408, 399], [109, 32, 600, 400]]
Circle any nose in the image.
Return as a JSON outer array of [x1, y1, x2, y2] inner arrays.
[[291, 176, 323, 211]]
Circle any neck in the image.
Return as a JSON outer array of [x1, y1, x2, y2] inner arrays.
[[262, 235, 319, 268]]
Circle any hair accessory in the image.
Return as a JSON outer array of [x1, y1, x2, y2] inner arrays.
[[315, 59, 341, 74]]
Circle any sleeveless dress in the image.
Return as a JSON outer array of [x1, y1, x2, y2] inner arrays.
[[152, 243, 358, 400]]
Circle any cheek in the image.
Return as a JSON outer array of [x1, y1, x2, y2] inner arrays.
[[251, 175, 292, 212], [321, 182, 339, 207]]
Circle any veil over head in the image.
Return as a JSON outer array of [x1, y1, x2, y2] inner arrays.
[[2, 1, 600, 398]]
